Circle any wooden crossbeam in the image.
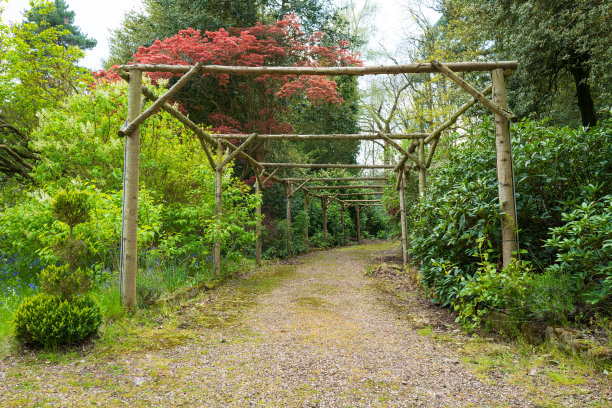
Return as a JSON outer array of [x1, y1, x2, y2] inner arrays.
[[305, 185, 383, 190], [117, 61, 519, 75], [259, 163, 393, 169], [342, 199, 381, 203], [319, 192, 383, 197], [282, 177, 387, 182], [213, 133, 427, 140]]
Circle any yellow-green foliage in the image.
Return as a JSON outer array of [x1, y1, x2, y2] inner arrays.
[[51, 190, 90, 235], [12, 293, 102, 348], [39, 264, 90, 301]]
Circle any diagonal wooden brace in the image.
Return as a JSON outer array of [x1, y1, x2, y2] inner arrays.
[[431, 60, 516, 122], [288, 178, 312, 198], [263, 167, 279, 185], [217, 132, 257, 170], [380, 133, 424, 170], [119, 62, 203, 137], [117, 71, 216, 168]]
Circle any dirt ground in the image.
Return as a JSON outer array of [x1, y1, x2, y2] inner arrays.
[[1, 242, 609, 407]]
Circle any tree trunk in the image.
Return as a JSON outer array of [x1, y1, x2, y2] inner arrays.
[[356, 205, 361, 244], [286, 182, 292, 256], [570, 62, 597, 127], [214, 140, 223, 275], [322, 197, 328, 245], [120, 70, 142, 311], [255, 174, 262, 266], [399, 172, 408, 265], [491, 69, 518, 268]]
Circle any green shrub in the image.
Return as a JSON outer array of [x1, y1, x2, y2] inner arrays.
[[51, 189, 91, 237], [39, 264, 91, 301], [544, 192, 612, 305], [454, 255, 534, 330], [408, 119, 611, 310], [12, 293, 102, 348], [522, 268, 575, 325]]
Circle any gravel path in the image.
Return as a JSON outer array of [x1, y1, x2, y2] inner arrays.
[[1, 243, 540, 407]]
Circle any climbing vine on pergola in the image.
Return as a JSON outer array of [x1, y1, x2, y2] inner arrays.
[[116, 60, 519, 310]]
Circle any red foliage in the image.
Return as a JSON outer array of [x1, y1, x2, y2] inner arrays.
[[128, 15, 361, 134], [243, 175, 275, 188], [93, 15, 361, 171]]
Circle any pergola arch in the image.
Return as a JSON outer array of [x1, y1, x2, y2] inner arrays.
[[116, 60, 519, 309]]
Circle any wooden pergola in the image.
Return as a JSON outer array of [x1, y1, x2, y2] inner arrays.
[[116, 60, 519, 309]]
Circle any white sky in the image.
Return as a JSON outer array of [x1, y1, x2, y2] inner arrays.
[[2, 0, 438, 70]]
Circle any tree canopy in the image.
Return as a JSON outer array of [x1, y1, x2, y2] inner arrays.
[[436, 0, 612, 127], [24, 0, 97, 50], [0, 2, 87, 179]]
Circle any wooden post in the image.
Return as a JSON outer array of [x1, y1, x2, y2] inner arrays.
[[255, 172, 262, 266], [418, 139, 426, 198], [304, 192, 310, 250], [214, 140, 223, 275], [120, 69, 142, 310], [491, 68, 518, 268], [399, 171, 408, 265], [286, 182, 292, 255], [322, 197, 328, 245], [341, 203, 346, 245], [356, 205, 361, 244]]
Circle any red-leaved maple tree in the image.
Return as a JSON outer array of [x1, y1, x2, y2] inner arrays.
[[131, 16, 360, 134], [98, 16, 361, 173]]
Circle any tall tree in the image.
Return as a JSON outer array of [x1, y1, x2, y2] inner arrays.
[[24, 0, 96, 50], [106, 0, 350, 67], [0, 3, 87, 180], [438, 0, 612, 127], [105, 17, 361, 177]]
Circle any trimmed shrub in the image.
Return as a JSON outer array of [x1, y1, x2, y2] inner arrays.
[[39, 264, 91, 301], [12, 293, 102, 348]]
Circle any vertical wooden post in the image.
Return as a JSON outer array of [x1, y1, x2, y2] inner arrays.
[[322, 197, 328, 245], [255, 171, 262, 266], [418, 139, 426, 198], [304, 192, 310, 250], [356, 205, 361, 244], [286, 182, 292, 255], [214, 140, 223, 275], [341, 203, 346, 245], [120, 69, 142, 310], [491, 68, 518, 268], [399, 171, 408, 265]]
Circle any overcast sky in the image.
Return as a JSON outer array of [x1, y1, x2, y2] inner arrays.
[[2, 0, 438, 70]]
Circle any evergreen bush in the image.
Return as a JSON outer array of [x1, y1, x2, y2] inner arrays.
[[12, 293, 102, 348]]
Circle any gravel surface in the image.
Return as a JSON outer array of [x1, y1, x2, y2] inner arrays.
[[1, 242, 606, 407]]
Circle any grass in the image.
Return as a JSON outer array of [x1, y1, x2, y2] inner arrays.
[[0, 250, 257, 356]]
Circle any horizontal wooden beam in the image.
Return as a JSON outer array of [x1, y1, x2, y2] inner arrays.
[[259, 163, 393, 169], [342, 199, 382, 203], [117, 61, 519, 76], [281, 177, 387, 182], [305, 185, 384, 190], [319, 192, 383, 197], [213, 133, 427, 140]]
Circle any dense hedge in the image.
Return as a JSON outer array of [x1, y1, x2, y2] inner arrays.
[[404, 119, 611, 327]]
